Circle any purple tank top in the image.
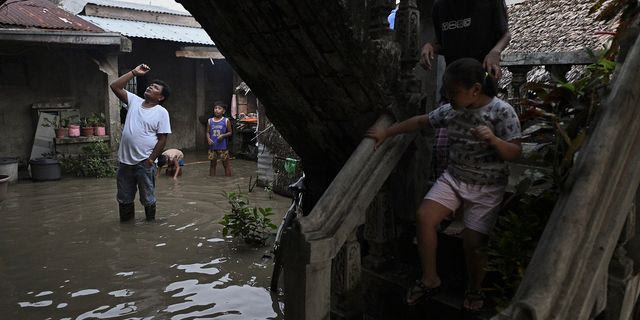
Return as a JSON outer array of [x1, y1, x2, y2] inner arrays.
[[209, 117, 228, 150]]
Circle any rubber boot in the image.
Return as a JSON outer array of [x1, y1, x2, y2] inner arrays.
[[145, 203, 156, 221], [119, 203, 134, 222]]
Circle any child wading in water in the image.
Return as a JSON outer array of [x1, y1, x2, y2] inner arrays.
[[367, 58, 522, 311], [207, 102, 232, 176]]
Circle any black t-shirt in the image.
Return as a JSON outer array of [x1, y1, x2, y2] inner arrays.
[[433, 0, 509, 64]]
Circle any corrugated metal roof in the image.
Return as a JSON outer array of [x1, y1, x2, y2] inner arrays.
[[0, 0, 103, 32], [86, 0, 189, 16], [81, 15, 213, 45]]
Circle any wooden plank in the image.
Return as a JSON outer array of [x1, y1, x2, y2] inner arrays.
[[31, 112, 57, 160], [83, 4, 201, 28], [176, 47, 224, 59]]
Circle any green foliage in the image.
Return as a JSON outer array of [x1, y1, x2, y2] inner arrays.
[[487, 48, 618, 310], [264, 182, 273, 199], [60, 141, 116, 178], [484, 176, 556, 310], [219, 191, 277, 246], [520, 52, 616, 183], [42, 115, 69, 128], [79, 117, 90, 128], [89, 112, 106, 127]]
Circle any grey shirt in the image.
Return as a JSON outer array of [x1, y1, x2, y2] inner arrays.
[[428, 97, 521, 185]]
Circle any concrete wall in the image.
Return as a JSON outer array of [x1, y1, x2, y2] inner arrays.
[[118, 39, 233, 152], [0, 45, 108, 161]]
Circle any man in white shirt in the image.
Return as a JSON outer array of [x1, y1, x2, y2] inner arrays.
[[110, 63, 172, 221]]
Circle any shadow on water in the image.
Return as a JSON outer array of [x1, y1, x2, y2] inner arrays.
[[0, 158, 290, 319]]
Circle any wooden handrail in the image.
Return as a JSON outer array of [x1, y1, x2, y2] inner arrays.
[[281, 114, 418, 320], [299, 114, 416, 260]]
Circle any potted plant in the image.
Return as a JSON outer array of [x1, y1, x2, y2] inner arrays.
[[92, 112, 106, 136], [68, 116, 80, 137], [80, 117, 94, 137], [42, 115, 68, 139]]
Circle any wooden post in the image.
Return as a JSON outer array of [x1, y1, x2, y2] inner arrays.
[[195, 60, 206, 149], [92, 52, 121, 151]]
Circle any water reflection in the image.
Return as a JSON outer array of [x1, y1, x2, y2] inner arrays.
[[175, 257, 226, 275], [1, 159, 289, 319], [18, 300, 53, 307], [71, 289, 100, 297], [108, 289, 134, 297], [164, 279, 278, 319], [76, 302, 137, 319]]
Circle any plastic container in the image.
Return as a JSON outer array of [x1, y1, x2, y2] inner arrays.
[[30, 158, 61, 181], [94, 126, 106, 136], [0, 175, 8, 202], [0, 157, 18, 183], [68, 124, 80, 137]]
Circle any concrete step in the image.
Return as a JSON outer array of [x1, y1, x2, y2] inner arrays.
[[361, 232, 498, 320]]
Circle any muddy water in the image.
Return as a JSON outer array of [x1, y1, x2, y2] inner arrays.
[[0, 158, 291, 319]]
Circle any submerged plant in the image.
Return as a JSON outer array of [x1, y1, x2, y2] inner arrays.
[[264, 182, 273, 199], [219, 191, 277, 246]]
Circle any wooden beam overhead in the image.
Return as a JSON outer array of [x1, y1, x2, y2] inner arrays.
[[175, 47, 224, 59]]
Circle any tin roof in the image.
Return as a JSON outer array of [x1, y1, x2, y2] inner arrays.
[[0, 0, 103, 32], [81, 15, 213, 45], [85, 0, 189, 16]]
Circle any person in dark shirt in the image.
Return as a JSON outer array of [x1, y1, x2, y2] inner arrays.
[[420, 0, 511, 79]]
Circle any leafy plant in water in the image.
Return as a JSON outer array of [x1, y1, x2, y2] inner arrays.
[[219, 191, 277, 246], [264, 182, 273, 199]]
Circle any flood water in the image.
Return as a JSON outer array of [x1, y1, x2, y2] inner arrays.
[[0, 157, 291, 319]]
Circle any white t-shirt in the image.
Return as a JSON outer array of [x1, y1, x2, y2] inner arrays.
[[118, 91, 171, 165]]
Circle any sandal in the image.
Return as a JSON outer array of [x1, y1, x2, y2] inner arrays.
[[406, 280, 441, 306], [463, 289, 486, 311]]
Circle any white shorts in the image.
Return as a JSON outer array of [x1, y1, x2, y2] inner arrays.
[[424, 170, 505, 234]]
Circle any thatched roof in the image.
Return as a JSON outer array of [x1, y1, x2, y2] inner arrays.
[[506, 0, 618, 54]]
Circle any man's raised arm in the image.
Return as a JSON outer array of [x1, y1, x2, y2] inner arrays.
[[110, 64, 150, 104]]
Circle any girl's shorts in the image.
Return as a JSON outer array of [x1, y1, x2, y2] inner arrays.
[[424, 170, 505, 235]]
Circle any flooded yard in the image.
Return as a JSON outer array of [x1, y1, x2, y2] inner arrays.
[[0, 158, 290, 319]]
